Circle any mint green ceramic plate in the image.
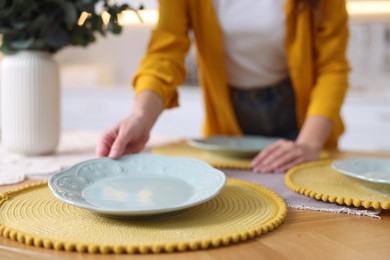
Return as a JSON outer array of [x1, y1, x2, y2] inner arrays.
[[48, 154, 226, 217], [332, 157, 390, 184], [187, 136, 278, 158], [331, 157, 390, 192]]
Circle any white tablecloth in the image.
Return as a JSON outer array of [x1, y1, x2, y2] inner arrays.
[[0, 131, 98, 184]]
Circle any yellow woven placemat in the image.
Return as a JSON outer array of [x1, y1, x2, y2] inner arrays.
[[0, 179, 286, 254], [151, 141, 331, 170], [285, 160, 390, 210], [151, 141, 253, 169]]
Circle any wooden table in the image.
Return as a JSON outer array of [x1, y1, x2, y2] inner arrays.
[[1, 151, 389, 260]]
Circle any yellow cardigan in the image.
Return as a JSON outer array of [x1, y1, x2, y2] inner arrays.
[[133, 0, 350, 148]]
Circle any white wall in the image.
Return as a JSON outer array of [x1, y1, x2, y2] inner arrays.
[[55, 24, 153, 88], [348, 22, 390, 90]]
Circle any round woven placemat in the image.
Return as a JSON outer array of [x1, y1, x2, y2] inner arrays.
[[285, 160, 390, 210], [0, 179, 286, 254], [151, 141, 331, 170], [152, 141, 252, 169]]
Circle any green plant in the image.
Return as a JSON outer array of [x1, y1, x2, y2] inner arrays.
[[0, 0, 142, 54]]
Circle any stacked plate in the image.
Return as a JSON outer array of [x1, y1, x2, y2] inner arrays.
[[49, 154, 226, 218], [331, 157, 390, 193]]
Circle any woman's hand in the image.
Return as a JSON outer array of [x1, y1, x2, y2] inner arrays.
[[95, 90, 164, 159], [96, 114, 151, 159], [251, 139, 320, 173], [251, 115, 333, 173]]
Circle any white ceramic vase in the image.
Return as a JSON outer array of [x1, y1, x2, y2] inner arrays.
[[0, 51, 60, 155]]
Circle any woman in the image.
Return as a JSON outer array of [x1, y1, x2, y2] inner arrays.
[[96, 0, 350, 173]]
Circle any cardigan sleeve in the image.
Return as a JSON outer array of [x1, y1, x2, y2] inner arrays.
[[306, 0, 350, 121], [132, 0, 191, 108]]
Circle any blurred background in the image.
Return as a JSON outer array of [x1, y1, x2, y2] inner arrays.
[[55, 0, 390, 90], [2, 0, 390, 152]]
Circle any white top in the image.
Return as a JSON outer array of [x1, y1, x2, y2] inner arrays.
[[213, 0, 288, 88]]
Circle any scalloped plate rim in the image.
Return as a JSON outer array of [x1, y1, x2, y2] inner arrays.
[[48, 154, 226, 217]]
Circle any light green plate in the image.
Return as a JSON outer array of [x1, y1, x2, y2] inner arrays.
[[331, 157, 390, 192], [332, 157, 390, 184], [48, 154, 226, 217], [187, 136, 278, 158]]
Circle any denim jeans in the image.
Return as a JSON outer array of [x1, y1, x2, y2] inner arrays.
[[230, 78, 298, 140]]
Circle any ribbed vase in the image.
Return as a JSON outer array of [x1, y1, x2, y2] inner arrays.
[[0, 51, 60, 155]]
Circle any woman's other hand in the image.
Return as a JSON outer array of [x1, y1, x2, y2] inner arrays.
[[251, 115, 333, 173], [251, 139, 320, 173]]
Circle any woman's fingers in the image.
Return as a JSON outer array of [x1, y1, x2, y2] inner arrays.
[[109, 137, 127, 159], [108, 123, 135, 158], [260, 140, 295, 166], [252, 140, 318, 173], [97, 115, 151, 159], [95, 129, 118, 157], [252, 140, 295, 172], [275, 156, 307, 172], [251, 139, 284, 167], [267, 147, 301, 171]]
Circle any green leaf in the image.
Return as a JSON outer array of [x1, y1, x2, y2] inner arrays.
[[0, 37, 12, 53], [120, 4, 130, 12], [0, 0, 7, 9], [80, 0, 93, 5], [46, 28, 70, 48], [28, 15, 47, 35], [61, 1, 78, 25], [90, 14, 103, 32], [0, 27, 18, 35], [76, 1, 94, 13], [11, 18, 28, 30], [9, 37, 35, 49], [69, 26, 86, 45], [107, 20, 121, 34], [0, 0, 143, 52], [30, 39, 47, 50], [0, 2, 17, 18]]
